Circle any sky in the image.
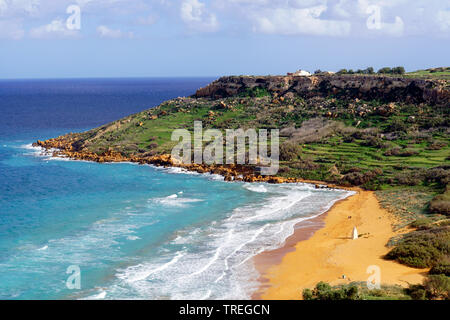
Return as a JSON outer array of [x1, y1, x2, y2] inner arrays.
[[0, 0, 449, 79]]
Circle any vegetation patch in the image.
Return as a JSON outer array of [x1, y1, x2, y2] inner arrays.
[[385, 225, 449, 268]]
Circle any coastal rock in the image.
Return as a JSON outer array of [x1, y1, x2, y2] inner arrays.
[[194, 75, 449, 105]]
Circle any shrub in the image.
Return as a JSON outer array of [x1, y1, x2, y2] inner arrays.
[[385, 226, 450, 268], [385, 119, 409, 133], [424, 274, 450, 300], [394, 171, 423, 186], [405, 284, 427, 300], [406, 275, 450, 300], [280, 142, 301, 161], [411, 218, 433, 230], [359, 135, 383, 147], [291, 159, 320, 171], [302, 288, 314, 300], [392, 66, 406, 75], [425, 169, 450, 185], [365, 67, 375, 74], [378, 67, 392, 74], [239, 86, 271, 98], [429, 186, 450, 215], [303, 282, 359, 300], [429, 260, 450, 276], [427, 141, 447, 150], [384, 147, 419, 157]]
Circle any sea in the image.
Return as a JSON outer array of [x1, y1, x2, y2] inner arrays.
[[0, 78, 353, 300]]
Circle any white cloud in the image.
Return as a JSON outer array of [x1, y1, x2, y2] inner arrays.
[[180, 0, 218, 32], [0, 0, 7, 15], [136, 14, 157, 26], [29, 19, 79, 39], [96, 25, 134, 38], [251, 5, 351, 36], [0, 0, 448, 40], [0, 19, 25, 39], [1, 0, 40, 16], [437, 10, 450, 31]]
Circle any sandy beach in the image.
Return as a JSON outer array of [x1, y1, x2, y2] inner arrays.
[[255, 189, 427, 300]]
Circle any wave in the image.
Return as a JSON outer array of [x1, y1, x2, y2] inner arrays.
[[117, 251, 186, 283], [102, 184, 353, 300], [243, 183, 267, 193], [149, 194, 204, 208]]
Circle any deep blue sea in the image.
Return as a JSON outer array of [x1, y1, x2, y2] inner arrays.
[[0, 78, 352, 300]]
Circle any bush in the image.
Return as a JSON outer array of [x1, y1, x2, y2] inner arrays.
[[384, 147, 419, 157], [385, 226, 450, 268], [426, 141, 447, 150], [429, 186, 450, 215], [378, 67, 392, 74], [411, 218, 433, 230], [424, 274, 450, 300], [280, 142, 301, 161], [429, 260, 450, 276], [385, 119, 409, 133], [359, 135, 383, 147], [394, 171, 423, 186], [405, 284, 427, 300], [303, 282, 359, 300], [342, 169, 382, 186], [392, 66, 406, 75], [425, 168, 450, 185], [365, 67, 375, 74], [239, 86, 271, 98], [406, 275, 450, 300]]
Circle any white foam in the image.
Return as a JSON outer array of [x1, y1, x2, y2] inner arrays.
[[84, 290, 107, 300], [150, 194, 204, 208], [87, 184, 354, 300], [117, 251, 185, 283], [243, 183, 267, 193], [190, 229, 233, 277], [126, 236, 140, 241]]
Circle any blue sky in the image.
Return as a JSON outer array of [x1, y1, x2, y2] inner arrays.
[[0, 0, 449, 79]]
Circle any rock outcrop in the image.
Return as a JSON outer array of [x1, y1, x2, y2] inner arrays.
[[33, 138, 317, 185], [194, 75, 449, 105]]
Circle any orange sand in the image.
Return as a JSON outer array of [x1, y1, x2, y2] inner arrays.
[[258, 190, 427, 300]]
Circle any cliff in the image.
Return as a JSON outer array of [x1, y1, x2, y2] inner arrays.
[[195, 75, 450, 105]]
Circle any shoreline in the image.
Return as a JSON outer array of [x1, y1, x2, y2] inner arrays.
[[28, 142, 427, 300], [253, 189, 428, 300]]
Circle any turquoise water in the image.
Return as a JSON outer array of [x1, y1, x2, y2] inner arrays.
[[0, 79, 352, 299]]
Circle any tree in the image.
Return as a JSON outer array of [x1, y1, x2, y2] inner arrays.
[[337, 69, 348, 74], [392, 66, 406, 75], [378, 67, 392, 74], [365, 67, 375, 74]]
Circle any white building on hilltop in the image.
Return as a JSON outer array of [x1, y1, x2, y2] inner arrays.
[[287, 69, 311, 77]]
